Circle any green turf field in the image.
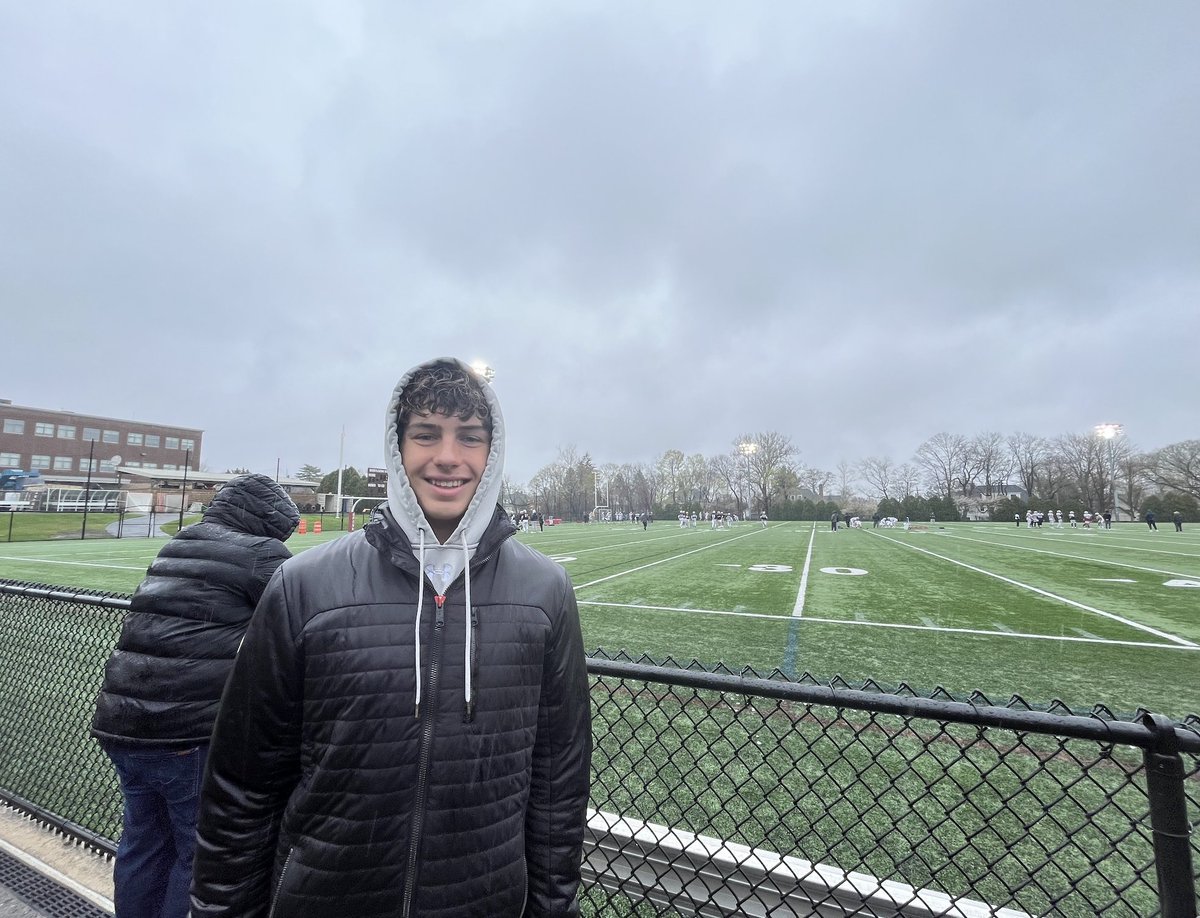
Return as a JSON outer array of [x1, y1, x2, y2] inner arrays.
[[1, 519, 1197, 718]]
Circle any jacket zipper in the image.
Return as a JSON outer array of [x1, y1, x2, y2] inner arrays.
[[401, 590, 446, 918], [268, 848, 294, 918]]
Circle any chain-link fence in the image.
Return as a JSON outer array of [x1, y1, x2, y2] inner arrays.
[[1, 580, 1197, 916], [0, 509, 350, 542]]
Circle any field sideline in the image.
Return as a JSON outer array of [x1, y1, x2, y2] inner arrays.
[[2, 519, 1197, 717]]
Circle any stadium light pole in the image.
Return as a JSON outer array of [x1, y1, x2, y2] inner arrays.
[[1094, 422, 1123, 520], [80, 438, 95, 539], [738, 442, 758, 518], [179, 448, 190, 531]]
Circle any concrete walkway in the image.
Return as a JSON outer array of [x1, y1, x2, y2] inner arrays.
[[0, 809, 112, 916], [102, 514, 174, 539]]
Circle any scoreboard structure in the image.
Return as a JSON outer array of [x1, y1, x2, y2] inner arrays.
[[366, 467, 389, 495]]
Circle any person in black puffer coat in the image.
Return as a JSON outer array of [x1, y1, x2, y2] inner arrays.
[[92, 473, 299, 918], [191, 359, 592, 918]]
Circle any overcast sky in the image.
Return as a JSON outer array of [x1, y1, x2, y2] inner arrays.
[[3, 2, 1197, 485]]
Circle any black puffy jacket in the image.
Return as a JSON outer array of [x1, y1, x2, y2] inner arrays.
[[191, 506, 592, 918], [91, 473, 299, 748]]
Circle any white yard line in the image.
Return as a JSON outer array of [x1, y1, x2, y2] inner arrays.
[[573, 527, 766, 590], [579, 600, 786, 621], [577, 600, 1198, 651], [869, 531, 1197, 648], [792, 522, 816, 618], [944, 531, 1200, 580], [970, 527, 1200, 561], [796, 615, 1198, 651], [0, 555, 144, 571], [530, 530, 714, 556]]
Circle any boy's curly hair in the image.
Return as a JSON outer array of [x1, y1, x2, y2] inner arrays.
[[397, 361, 493, 435]]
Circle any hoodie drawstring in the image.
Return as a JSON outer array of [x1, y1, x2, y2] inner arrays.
[[463, 532, 474, 721], [413, 529, 477, 721], [414, 530, 426, 718]]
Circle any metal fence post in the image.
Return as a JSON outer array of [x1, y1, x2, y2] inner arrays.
[[6, 511, 12, 542], [1141, 713, 1197, 918]]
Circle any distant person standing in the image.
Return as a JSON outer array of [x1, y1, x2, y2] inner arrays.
[[760, 510, 768, 528], [1173, 510, 1183, 532], [92, 475, 299, 918], [1103, 510, 1112, 529], [831, 510, 839, 532], [1145, 510, 1158, 531]]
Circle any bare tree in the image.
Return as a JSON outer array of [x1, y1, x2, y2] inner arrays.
[[798, 466, 833, 498], [1006, 432, 1047, 500], [709, 453, 742, 513], [857, 456, 893, 500], [655, 449, 686, 507], [835, 459, 857, 500], [894, 463, 920, 498], [914, 433, 967, 499], [1144, 439, 1200, 503], [735, 431, 798, 515]]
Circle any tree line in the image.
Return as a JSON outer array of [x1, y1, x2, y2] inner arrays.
[[293, 435, 1200, 523]]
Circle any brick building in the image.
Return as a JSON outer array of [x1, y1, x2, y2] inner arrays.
[[0, 399, 203, 487]]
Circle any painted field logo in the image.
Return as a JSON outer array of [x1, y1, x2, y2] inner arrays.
[[1163, 579, 1200, 589], [748, 564, 792, 573], [820, 567, 868, 576]]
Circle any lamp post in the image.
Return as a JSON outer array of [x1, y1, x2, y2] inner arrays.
[[738, 442, 758, 518], [1094, 422, 1123, 520]]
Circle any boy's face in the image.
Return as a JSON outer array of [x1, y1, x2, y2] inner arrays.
[[401, 411, 491, 542]]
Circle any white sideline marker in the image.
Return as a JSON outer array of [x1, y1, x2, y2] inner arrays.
[[791, 522, 817, 618], [869, 532, 1198, 648]]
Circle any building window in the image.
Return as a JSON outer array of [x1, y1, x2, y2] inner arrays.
[[57, 425, 76, 439], [127, 432, 143, 446], [0, 453, 20, 468], [30, 455, 50, 469], [79, 458, 99, 472], [53, 456, 73, 470], [82, 427, 101, 441], [103, 430, 119, 444], [163, 464, 177, 471], [99, 459, 115, 472], [126, 462, 140, 468], [3, 419, 24, 435], [143, 463, 157, 470], [165, 437, 179, 450], [145, 434, 160, 448], [180, 438, 194, 452], [35, 422, 55, 437]]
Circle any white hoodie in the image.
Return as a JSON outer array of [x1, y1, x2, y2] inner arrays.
[[383, 357, 506, 592], [382, 358, 507, 716]]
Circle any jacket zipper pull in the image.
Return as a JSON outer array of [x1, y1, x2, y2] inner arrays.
[[434, 593, 446, 626]]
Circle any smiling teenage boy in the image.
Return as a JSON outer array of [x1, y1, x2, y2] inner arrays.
[[191, 358, 593, 918]]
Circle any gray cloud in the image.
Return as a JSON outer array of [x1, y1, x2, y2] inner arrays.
[[2, 2, 1196, 483]]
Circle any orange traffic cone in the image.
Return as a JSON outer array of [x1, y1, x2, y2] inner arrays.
[[314, 519, 322, 534], [298, 519, 308, 535]]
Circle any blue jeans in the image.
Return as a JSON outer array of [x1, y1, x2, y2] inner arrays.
[[104, 743, 208, 918]]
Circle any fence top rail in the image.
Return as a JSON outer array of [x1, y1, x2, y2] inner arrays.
[[0, 581, 132, 609], [587, 659, 1200, 754]]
